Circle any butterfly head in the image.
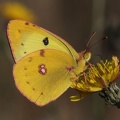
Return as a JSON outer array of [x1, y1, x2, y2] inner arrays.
[[83, 50, 91, 62], [78, 50, 91, 62]]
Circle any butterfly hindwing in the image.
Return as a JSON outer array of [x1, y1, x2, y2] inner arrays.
[[13, 49, 77, 106]]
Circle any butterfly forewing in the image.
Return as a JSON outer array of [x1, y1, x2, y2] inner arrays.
[[7, 20, 79, 62]]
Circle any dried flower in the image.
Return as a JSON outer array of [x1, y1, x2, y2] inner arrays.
[[99, 82, 120, 108]]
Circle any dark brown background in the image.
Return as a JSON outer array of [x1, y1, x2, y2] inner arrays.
[[0, 0, 120, 120]]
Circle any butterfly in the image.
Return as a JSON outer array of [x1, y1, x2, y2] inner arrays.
[[7, 20, 91, 106]]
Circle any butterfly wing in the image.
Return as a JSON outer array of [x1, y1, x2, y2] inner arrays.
[[7, 20, 79, 62], [13, 49, 77, 106]]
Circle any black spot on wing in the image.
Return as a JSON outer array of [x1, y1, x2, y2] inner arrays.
[[25, 22, 29, 25], [28, 57, 32, 62], [32, 88, 35, 91], [33, 24, 36, 27], [24, 67, 27, 70], [26, 81, 30, 84], [21, 43, 24, 46], [43, 37, 49, 46], [18, 30, 21, 33]]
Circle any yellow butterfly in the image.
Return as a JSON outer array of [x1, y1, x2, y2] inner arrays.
[[7, 20, 91, 106]]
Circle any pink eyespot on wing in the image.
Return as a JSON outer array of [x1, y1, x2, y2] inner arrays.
[[38, 64, 47, 75]]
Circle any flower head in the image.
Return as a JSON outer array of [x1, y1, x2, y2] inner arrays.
[[70, 56, 120, 102]]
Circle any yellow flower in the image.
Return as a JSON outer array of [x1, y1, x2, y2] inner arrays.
[[70, 56, 120, 102], [0, 2, 37, 22]]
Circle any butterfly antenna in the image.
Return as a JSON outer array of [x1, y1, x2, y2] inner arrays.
[[88, 36, 108, 50], [86, 32, 96, 48]]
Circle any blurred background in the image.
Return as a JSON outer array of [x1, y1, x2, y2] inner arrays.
[[0, 0, 120, 120]]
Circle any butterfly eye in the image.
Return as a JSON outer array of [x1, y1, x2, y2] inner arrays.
[[83, 51, 91, 62]]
